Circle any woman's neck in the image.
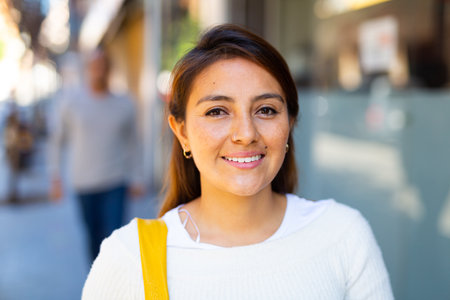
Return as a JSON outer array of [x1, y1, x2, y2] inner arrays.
[[182, 184, 286, 247]]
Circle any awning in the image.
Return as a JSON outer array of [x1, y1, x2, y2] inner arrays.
[[78, 0, 125, 52]]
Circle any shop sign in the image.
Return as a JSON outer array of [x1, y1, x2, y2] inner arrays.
[[359, 16, 398, 73]]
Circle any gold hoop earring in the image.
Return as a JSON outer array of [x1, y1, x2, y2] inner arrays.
[[183, 149, 192, 159], [285, 144, 289, 153]]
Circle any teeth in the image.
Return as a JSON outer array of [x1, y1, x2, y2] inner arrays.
[[225, 155, 262, 163]]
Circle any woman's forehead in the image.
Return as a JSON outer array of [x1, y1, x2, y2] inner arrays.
[[189, 58, 282, 96]]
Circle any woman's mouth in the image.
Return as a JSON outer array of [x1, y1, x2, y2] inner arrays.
[[221, 154, 265, 169], [223, 154, 263, 163]]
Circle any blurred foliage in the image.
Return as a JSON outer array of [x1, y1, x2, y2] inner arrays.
[[162, 15, 199, 71]]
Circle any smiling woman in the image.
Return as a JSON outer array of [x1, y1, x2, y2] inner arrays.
[[163, 24, 299, 214], [82, 24, 394, 300]]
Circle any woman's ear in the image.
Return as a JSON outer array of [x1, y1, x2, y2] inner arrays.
[[168, 115, 189, 149]]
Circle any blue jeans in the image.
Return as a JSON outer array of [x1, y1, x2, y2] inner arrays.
[[78, 184, 127, 261]]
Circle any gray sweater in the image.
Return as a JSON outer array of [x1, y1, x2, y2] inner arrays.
[[49, 89, 141, 192]]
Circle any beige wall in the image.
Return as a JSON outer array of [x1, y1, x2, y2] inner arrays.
[[106, 9, 144, 104]]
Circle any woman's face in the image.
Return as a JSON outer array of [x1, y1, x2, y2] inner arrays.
[[170, 57, 291, 197]]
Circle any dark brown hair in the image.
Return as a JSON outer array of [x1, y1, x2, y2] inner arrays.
[[159, 24, 299, 216]]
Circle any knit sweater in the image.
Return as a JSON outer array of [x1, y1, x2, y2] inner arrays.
[[82, 199, 393, 299], [49, 89, 141, 192]]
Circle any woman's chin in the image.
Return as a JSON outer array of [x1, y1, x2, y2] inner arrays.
[[219, 182, 269, 198]]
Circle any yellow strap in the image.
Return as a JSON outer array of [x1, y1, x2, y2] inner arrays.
[[137, 218, 169, 300]]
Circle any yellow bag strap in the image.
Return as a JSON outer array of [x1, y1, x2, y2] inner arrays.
[[137, 218, 169, 300]]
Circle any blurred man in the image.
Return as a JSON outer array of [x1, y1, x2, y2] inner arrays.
[[49, 49, 143, 261]]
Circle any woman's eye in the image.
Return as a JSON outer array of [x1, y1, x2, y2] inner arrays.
[[205, 108, 227, 116], [258, 107, 278, 115]]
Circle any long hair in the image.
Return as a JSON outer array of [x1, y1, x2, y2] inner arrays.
[[159, 24, 299, 216]]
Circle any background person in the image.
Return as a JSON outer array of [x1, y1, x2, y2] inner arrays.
[[49, 49, 143, 261], [3, 109, 34, 203], [82, 24, 393, 299]]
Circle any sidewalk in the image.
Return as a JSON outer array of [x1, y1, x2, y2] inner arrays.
[[0, 195, 159, 300], [0, 138, 159, 300]]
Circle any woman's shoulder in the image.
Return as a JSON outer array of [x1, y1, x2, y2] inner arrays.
[[102, 218, 140, 258], [285, 194, 372, 239], [82, 219, 144, 299], [86, 218, 141, 274], [289, 196, 392, 299], [287, 193, 362, 218]]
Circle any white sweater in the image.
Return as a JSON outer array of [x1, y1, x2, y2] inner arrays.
[[82, 198, 393, 299]]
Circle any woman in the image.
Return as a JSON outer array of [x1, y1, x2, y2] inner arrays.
[[83, 24, 393, 299]]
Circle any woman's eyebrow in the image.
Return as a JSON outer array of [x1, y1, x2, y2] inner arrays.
[[196, 95, 233, 106], [196, 93, 285, 106], [253, 93, 285, 103]]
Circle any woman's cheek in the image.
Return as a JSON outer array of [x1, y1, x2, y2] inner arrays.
[[189, 119, 229, 150], [258, 120, 290, 142]]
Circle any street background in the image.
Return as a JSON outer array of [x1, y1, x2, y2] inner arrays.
[[1, 0, 449, 299]]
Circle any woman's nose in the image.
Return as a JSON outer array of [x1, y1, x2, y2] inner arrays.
[[231, 114, 259, 145]]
